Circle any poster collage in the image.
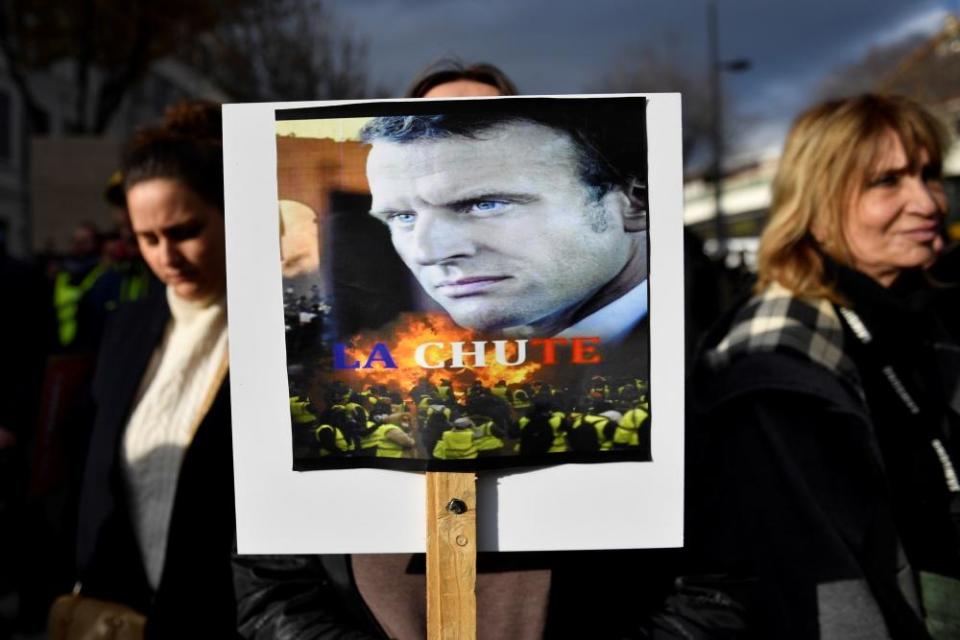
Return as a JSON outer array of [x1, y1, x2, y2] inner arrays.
[[276, 97, 653, 471]]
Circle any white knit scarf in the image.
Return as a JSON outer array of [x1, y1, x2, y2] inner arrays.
[[122, 287, 228, 590]]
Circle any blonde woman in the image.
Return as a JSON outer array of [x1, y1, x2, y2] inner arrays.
[[688, 95, 959, 638]]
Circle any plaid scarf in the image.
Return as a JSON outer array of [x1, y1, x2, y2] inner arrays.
[[708, 282, 862, 394]]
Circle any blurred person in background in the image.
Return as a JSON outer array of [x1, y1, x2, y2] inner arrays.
[[64, 101, 237, 639], [60, 175, 157, 359], [52, 221, 106, 351], [11, 171, 160, 637], [99, 170, 156, 306], [688, 94, 960, 638], [51, 175, 155, 355], [76, 172, 157, 338]]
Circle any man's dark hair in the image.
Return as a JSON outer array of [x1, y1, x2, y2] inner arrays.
[[360, 99, 647, 202], [405, 59, 519, 98]]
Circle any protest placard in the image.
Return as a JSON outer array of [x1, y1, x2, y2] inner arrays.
[[225, 94, 684, 553]]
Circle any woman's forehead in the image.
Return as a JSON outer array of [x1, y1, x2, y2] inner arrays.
[[867, 132, 908, 170], [865, 129, 937, 176]]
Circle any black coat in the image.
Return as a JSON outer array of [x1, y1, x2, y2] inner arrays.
[[232, 549, 747, 639], [686, 267, 960, 639], [76, 287, 237, 638]]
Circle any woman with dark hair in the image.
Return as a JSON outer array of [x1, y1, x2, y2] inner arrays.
[[66, 101, 237, 638], [404, 58, 519, 98], [688, 94, 960, 637]]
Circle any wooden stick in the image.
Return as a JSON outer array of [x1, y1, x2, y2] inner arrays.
[[426, 471, 477, 640]]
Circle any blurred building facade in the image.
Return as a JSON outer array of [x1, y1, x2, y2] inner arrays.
[[0, 57, 227, 259]]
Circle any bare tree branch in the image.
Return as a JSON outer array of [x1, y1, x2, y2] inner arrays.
[[815, 17, 960, 109], [92, 2, 151, 134], [2, 0, 233, 133], [179, 0, 376, 102], [592, 42, 715, 167]]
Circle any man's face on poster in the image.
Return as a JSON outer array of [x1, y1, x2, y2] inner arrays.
[[366, 120, 637, 334]]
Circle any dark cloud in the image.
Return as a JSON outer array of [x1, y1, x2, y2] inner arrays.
[[334, 0, 953, 153]]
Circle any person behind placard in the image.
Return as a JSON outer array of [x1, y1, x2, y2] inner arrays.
[[64, 101, 238, 639], [687, 94, 960, 637], [234, 62, 709, 640], [404, 58, 519, 99]]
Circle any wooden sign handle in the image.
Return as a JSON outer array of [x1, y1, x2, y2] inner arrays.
[[426, 471, 477, 639]]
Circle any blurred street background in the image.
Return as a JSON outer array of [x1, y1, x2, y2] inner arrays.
[[1, 0, 959, 637], [1, 1, 958, 268]]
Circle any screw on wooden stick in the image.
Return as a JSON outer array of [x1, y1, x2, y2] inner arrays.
[[446, 498, 468, 514]]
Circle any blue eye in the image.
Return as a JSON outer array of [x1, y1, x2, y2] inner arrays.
[[387, 212, 416, 225], [469, 200, 507, 213]]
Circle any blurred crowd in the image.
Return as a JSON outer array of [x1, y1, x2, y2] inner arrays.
[[0, 173, 159, 637]]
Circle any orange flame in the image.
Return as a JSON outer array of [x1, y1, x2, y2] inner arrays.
[[332, 312, 541, 393]]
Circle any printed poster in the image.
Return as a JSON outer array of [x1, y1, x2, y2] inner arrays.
[[278, 97, 652, 472]]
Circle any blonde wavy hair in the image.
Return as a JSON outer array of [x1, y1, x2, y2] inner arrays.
[[756, 94, 947, 301]]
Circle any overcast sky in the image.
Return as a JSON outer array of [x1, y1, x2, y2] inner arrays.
[[335, 0, 958, 157]]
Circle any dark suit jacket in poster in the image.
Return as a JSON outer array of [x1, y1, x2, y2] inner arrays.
[[76, 286, 238, 638]]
